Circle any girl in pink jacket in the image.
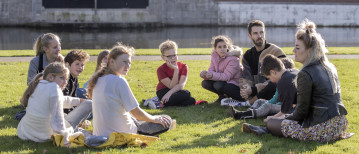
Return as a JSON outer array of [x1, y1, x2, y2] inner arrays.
[[200, 35, 244, 103]]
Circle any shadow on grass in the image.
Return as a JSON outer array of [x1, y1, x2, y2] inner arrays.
[[0, 105, 24, 129], [0, 135, 112, 153], [161, 118, 328, 153]]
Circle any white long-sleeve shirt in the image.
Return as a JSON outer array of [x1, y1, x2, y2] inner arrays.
[[17, 80, 80, 143]]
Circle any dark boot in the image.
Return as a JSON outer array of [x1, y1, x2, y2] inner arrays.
[[214, 95, 225, 103], [242, 123, 269, 135], [227, 106, 254, 120]]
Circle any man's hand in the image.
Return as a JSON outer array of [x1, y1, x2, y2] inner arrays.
[[240, 84, 252, 100]]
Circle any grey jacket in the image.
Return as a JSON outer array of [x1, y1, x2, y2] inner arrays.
[[27, 54, 49, 85], [285, 60, 348, 128]]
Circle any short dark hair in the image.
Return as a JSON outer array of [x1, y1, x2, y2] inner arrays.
[[64, 50, 89, 65], [248, 20, 265, 34], [280, 57, 295, 69], [260, 54, 285, 76]]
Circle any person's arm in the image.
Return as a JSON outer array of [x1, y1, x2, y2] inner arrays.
[[265, 89, 278, 104], [62, 96, 81, 108], [159, 64, 179, 89], [161, 75, 187, 103], [285, 71, 312, 121], [130, 107, 170, 127], [49, 95, 73, 145], [264, 111, 285, 122], [27, 58, 39, 85]]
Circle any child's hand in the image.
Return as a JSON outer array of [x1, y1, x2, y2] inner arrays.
[[166, 61, 178, 70], [200, 71, 208, 79], [205, 72, 213, 79], [161, 92, 172, 104]]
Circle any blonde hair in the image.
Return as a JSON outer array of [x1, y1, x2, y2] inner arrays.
[[211, 35, 233, 48], [159, 40, 178, 55], [95, 50, 110, 72], [20, 62, 69, 107], [33, 33, 60, 56], [87, 43, 135, 99], [295, 19, 338, 93]]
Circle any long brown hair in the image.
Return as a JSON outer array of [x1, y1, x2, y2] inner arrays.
[[211, 35, 233, 48], [87, 43, 134, 99], [95, 50, 110, 72], [33, 33, 60, 56], [20, 62, 69, 107]]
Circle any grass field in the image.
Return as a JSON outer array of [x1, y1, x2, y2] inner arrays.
[[0, 47, 358, 57], [0, 59, 358, 153]]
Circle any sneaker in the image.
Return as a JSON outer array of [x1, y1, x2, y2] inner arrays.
[[221, 98, 242, 107], [227, 106, 239, 118], [169, 119, 177, 130], [148, 100, 164, 109], [242, 123, 268, 135], [144, 99, 152, 106]]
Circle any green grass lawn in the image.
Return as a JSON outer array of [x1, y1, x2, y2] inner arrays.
[[0, 47, 358, 57], [0, 59, 358, 153]]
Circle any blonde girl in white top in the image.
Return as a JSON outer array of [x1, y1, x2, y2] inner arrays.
[[17, 62, 92, 146], [87, 43, 175, 136]]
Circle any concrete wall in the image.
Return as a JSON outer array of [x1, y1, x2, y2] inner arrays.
[[0, 0, 358, 27], [0, 0, 32, 25], [161, 0, 218, 26], [218, 2, 359, 26]]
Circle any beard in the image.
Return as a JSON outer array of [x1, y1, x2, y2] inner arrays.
[[252, 38, 264, 47]]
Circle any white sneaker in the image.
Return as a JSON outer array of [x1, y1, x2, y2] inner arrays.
[[221, 98, 248, 107], [144, 99, 152, 106], [148, 100, 157, 109]]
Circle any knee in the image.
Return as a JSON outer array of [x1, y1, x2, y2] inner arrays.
[[178, 90, 191, 98], [201, 80, 211, 89], [213, 82, 225, 91], [223, 84, 231, 93]]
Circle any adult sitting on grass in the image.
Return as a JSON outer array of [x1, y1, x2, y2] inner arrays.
[[240, 20, 286, 105], [27, 33, 63, 85], [200, 35, 244, 103], [228, 56, 298, 120], [242, 19, 353, 142], [18, 62, 92, 146], [88, 43, 175, 136]]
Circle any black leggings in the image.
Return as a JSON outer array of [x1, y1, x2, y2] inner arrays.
[[202, 80, 245, 101], [266, 118, 284, 137], [156, 88, 196, 106]]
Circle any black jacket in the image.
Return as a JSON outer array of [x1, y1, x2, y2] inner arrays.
[[285, 60, 347, 128]]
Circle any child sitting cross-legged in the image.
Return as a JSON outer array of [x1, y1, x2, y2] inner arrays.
[[228, 55, 298, 122], [155, 40, 196, 107], [17, 63, 92, 146]]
